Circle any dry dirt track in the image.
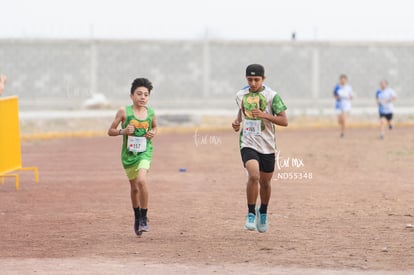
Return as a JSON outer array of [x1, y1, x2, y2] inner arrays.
[[0, 127, 413, 274]]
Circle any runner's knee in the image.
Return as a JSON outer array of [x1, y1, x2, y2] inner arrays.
[[259, 180, 271, 189], [248, 173, 260, 183], [130, 184, 139, 194]]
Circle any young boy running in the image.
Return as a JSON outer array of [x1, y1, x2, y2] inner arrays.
[[232, 64, 288, 233], [108, 78, 157, 236], [376, 80, 397, 139]]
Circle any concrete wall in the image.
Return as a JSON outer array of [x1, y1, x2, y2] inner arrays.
[[1, 39, 413, 112]]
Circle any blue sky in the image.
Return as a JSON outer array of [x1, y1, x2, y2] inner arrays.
[[1, 0, 413, 41]]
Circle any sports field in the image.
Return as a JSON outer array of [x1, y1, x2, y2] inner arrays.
[[1, 126, 413, 274]]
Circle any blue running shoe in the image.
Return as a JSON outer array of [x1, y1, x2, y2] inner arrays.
[[245, 213, 257, 231], [256, 206, 268, 233]]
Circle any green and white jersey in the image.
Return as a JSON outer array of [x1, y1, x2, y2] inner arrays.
[[236, 85, 287, 154], [121, 105, 154, 169]]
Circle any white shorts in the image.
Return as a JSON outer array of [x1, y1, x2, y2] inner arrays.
[[336, 107, 351, 114], [335, 101, 351, 114]]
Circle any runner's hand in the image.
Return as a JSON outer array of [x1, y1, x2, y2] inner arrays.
[[232, 120, 240, 132], [251, 108, 265, 119], [125, 124, 135, 135], [144, 129, 155, 139]]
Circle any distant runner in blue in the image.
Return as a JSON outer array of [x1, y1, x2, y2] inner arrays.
[[333, 74, 353, 138], [376, 80, 396, 139]]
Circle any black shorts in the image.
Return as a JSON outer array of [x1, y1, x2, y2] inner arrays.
[[241, 147, 275, 173], [380, 113, 393, 121]]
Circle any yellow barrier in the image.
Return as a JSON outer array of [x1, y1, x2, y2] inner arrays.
[[0, 96, 39, 190]]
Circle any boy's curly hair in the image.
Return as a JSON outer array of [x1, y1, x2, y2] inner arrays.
[[131, 78, 153, 94]]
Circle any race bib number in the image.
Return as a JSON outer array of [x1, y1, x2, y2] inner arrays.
[[243, 119, 261, 136], [127, 136, 147, 153]]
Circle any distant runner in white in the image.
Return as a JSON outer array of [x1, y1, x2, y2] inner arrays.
[[376, 80, 396, 139], [333, 74, 353, 138]]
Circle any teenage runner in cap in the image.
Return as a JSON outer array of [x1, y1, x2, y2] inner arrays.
[[232, 64, 288, 233]]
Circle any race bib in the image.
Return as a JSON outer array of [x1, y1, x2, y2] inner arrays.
[[127, 136, 147, 153], [243, 119, 261, 136]]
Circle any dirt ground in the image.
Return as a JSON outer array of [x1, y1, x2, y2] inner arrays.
[[1, 126, 414, 274]]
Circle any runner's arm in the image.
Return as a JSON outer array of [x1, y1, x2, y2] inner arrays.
[[144, 115, 157, 139], [232, 109, 242, 132], [252, 109, 288, 127], [108, 108, 130, 136]]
